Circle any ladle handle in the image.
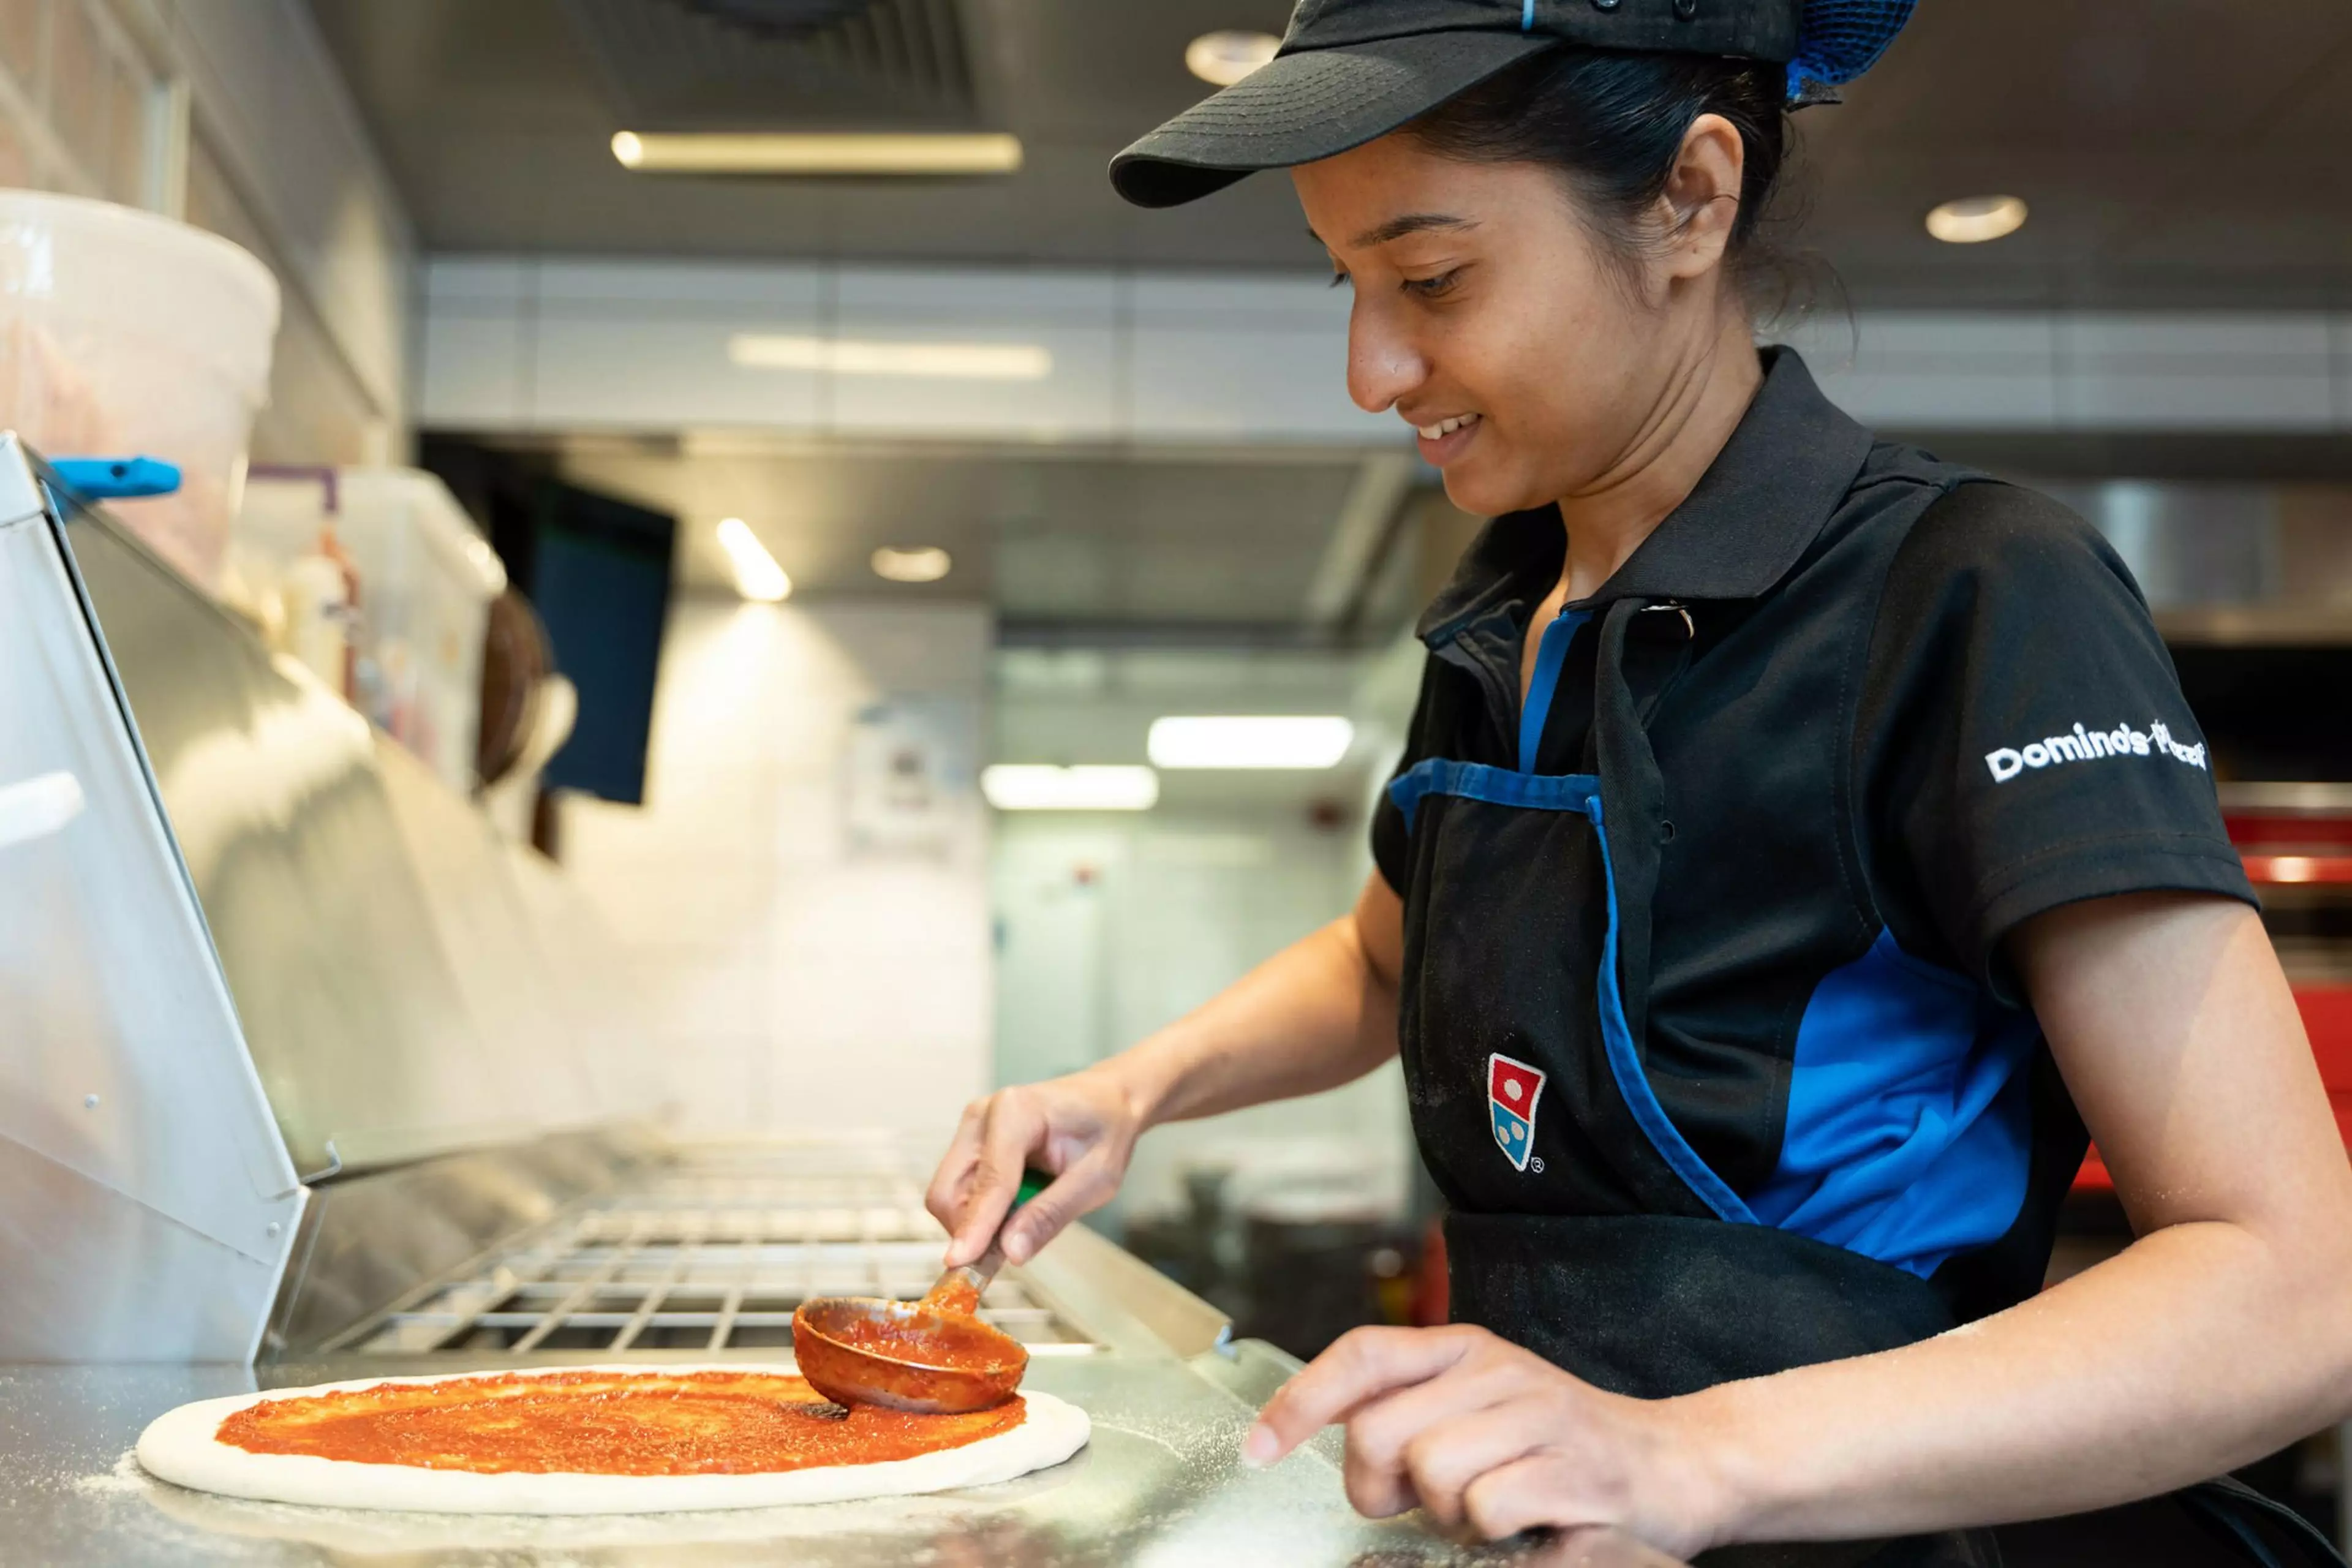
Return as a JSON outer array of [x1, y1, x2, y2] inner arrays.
[[928, 1169, 1051, 1311]]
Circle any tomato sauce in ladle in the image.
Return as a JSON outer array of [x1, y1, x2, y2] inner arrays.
[[791, 1172, 1047, 1415]]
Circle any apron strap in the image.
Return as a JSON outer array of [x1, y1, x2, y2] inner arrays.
[[2177, 1476, 2349, 1567], [1586, 597, 1688, 1054]]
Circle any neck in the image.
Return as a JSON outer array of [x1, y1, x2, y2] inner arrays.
[[1553, 310, 1764, 602]]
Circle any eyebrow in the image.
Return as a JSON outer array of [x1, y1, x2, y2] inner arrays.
[[1353, 212, 1477, 248], [1306, 213, 1480, 251]]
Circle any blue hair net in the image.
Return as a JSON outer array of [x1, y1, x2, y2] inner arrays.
[[1787, 0, 1918, 104]]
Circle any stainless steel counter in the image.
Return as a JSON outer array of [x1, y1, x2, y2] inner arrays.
[[0, 1136, 1579, 1564], [0, 1347, 1559, 1566]]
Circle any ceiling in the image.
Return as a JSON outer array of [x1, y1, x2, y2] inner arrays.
[[526, 433, 1414, 635], [311, 0, 2352, 307]]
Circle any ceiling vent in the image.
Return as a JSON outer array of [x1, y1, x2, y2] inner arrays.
[[559, 0, 979, 130]]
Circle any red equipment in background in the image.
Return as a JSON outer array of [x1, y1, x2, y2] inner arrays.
[[2075, 786, 2352, 1194]]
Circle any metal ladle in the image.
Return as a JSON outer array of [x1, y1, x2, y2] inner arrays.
[[791, 1171, 1047, 1414]]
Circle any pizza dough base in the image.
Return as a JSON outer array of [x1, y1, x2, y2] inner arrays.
[[134, 1364, 1091, 1514]]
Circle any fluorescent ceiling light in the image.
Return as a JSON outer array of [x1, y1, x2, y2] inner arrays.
[[872, 545, 952, 583], [1925, 194, 2028, 244], [729, 334, 1051, 381], [611, 130, 1022, 176], [715, 516, 790, 602], [1148, 716, 1354, 770], [981, 764, 1159, 812], [1186, 30, 1281, 86]]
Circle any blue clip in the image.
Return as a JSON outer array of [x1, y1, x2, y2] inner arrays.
[[51, 456, 183, 499]]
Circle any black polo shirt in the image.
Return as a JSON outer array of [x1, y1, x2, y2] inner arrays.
[[1373, 349, 2256, 1316]]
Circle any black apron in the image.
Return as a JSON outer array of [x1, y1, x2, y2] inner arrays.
[[1392, 597, 2343, 1568]]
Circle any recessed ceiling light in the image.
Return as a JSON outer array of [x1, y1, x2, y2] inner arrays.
[[1147, 716, 1354, 770], [1925, 194, 2028, 244], [1186, 30, 1281, 87], [610, 131, 1022, 176], [728, 334, 1050, 380], [872, 546, 952, 584], [981, 764, 1160, 812], [715, 517, 790, 602]]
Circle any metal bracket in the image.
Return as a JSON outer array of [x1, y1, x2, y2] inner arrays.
[[296, 1139, 344, 1185], [1642, 600, 1697, 639]]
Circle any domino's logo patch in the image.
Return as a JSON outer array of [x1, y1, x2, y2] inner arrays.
[[1488, 1053, 1545, 1172]]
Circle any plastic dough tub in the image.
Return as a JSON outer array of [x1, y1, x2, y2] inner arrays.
[[0, 189, 280, 589]]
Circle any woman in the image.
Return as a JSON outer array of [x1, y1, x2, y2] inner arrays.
[[929, 2, 2352, 1561]]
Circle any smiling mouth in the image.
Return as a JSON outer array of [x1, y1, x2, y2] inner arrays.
[[1412, 412, 1481, 440]]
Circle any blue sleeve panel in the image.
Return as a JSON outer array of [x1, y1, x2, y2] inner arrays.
[[1747, 928, 2040, 1279]]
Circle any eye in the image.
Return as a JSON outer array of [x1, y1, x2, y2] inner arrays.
[[1327, 269, 1352, 290], [1401, 268, 1462, 300]]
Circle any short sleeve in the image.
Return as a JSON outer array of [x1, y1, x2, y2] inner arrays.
[[1856, 481, 2256, 1001]]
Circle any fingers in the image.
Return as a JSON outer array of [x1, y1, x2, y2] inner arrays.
[[998, 1146, 1117, 1264], [943, 1092, 1049, 1267], [1393, 1396, 1557, 1528], [929, 1074, 1139, 1268], [1340, 1443, 1421, 1521], [1466, 1452, 1602, 1545], [1244, 1325, 1485, 1467], [1342, 1363, 1534, 1521], [924, 1099, 990, 1240]]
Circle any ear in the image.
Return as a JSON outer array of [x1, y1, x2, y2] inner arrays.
[[1656, 112, 1748, 282]]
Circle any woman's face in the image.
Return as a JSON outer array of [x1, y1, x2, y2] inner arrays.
[[1293, 130, 1731, 518]]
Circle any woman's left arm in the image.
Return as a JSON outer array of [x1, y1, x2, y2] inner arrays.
[[1245, 892, 2352, 1552]]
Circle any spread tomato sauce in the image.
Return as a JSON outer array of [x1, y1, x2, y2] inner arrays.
[[216, 1370, 1026, 1476]]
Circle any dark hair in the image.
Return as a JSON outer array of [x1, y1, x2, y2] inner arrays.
[[1406, 47, 1798, 309]]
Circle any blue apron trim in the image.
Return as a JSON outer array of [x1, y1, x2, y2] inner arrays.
[[1520, 0, 1536, 29], [1747, 928, 2039, 1278], [1517, 609, 1588, 771], [1385, 758, 1759, 1225], [1387, 758, 1597, 832]]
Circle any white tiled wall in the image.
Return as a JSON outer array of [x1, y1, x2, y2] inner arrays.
[[1774, 309, 2345, 433], [417, 257, 1395, 444], [559, 596, 993, 1140], [1770, 312, 2064, 429], [981, 641, 1427, 1232], [2056, 315, 2335, 430], [1127, 271, 1364, 442], [423, 255, 2352, 443], [992, 810, 1415, 1231], [167, 0, 415, 426]]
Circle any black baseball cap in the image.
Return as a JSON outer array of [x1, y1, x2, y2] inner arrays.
[[1111, 0, 1804, 209]]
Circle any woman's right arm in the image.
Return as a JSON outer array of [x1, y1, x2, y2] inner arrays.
[[925, 870, 1406, 1268]]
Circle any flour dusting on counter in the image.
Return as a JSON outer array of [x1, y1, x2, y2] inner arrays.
[[73, 1451, 150, 1496]]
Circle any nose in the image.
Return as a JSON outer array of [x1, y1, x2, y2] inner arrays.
[[1345, 296, 1424, 415]]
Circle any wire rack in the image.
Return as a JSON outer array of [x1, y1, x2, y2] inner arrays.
[[336, 1139, 1093, 1357]]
